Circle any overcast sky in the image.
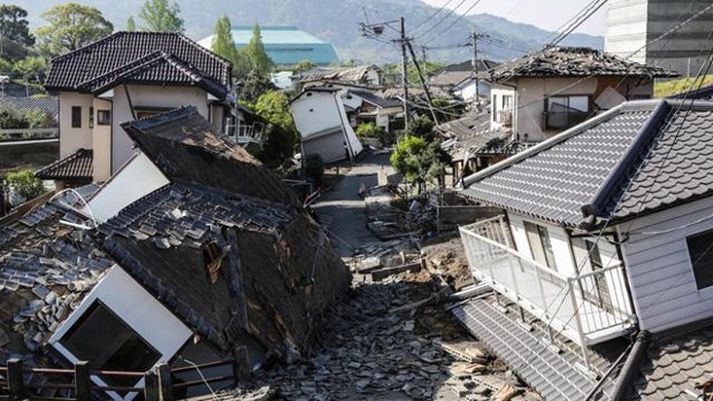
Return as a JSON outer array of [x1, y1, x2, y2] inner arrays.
[[420, 0, 607, 36]]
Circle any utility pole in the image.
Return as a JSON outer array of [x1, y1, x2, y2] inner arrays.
[[400, 17, 410, 132], [406, 41, 439, 125], [470, 29, 490, 107]]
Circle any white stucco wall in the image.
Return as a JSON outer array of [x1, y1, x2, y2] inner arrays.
[[49, 266, 192, 401], [92, 98, 113, 182], [87, 152, 169, 223], [111, 84, 211, 173], [619, 196, 713, 333], [58, 92, 95, 158], [291, 91, 343, 138], [508, 212, 577, 277]]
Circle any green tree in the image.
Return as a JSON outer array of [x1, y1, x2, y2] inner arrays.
[[238, 70, 275, 104], [293, 60, 316, 73], [253, 90, 297, 167], [408, 115, 435, 141], [35, 3, 113, 56], [126, 15, 136, 31], [13, 56, 47, 85], [243, 23, 274, 74], [6, 169, 46, 203], [0, 5, 34, 46], [211, 15, 237, 61], [355, 122, 387, 146], [390, 135, 451, 193], [138, 0, 184, 33]]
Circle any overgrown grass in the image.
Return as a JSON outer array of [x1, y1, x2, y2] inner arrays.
[[654, 74, 713, 98]]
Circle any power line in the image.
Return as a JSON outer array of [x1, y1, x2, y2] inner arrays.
[[421, 0, 484, 45], [413, 0, 470, 39], [412, 0, 457, 32]]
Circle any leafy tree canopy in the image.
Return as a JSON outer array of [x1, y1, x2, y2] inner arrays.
[[35, 3, 113, 56], [126, 15, 136, 31], [211, 15, 238, 62], [243, 24, 274, 74], [390, 135, 451, 192], [252, 90, 298, 167], [138, 0, 184, 33], [0, 5, 34, 47], [5, 169, 46, 203]]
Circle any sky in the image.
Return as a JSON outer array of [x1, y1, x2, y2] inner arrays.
[[420, 0, 607, 36]]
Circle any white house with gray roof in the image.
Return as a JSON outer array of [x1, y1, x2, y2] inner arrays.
[[455, 99, 713, 400]]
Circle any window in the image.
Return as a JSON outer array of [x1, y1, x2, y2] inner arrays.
[[71, 106, 82, 128], [61, 302, 160, 386], [492, 94, 498, 122], [97, 110, 111, 125], [502, 95, 513, 111], [547, 95, 589, 113], [524, 221, 557, 270], [686, 230, 713, 290], [89, 107, 94, 128]]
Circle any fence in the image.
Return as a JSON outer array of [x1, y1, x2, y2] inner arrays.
[[0, 128, 59, 142], [0, 358, 236, 401]]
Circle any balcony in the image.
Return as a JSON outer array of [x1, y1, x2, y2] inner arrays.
[[497, 111, 513, 127], [225, 121, 266, 146], [459, 216, 636, 351], [544, 111, 590, 130]]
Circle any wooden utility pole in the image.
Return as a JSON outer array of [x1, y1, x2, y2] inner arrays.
[[471, 29, 490, 106], [400, 17, 410, 132]]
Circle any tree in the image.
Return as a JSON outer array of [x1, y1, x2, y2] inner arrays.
[[408, 115, 435, 141], [5, 169, 45, 204], [355, 122, 387, 146], [13, 56, 47, 85], [35, 3, 113, 56], [126, 15, 136, 31], [293, 60, 316, 73], [0, 5, 34, 46], [243, 24, 273, 74], [138, 0, 184, 33], [253, 90, 298, 167], [238, 70, 276, 104], [390, 135, 451, 193], [211, 15, 237, 62]]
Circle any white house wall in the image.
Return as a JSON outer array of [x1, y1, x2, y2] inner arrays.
[[292, 92, 343, 138], [619, 195, 713, 333], [92, 98, 113, 182], [455, 80, 491, 102], [111, 84, 211, 173], [87, 151, 169, 223], [49, 266, 192, 401], [58, 92, 95, 158], [508, 212, 578, 277]]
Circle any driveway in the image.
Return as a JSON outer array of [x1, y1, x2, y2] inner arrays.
[[312, 152, 392, 257]]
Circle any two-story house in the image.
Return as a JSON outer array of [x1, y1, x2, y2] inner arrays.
[[455, 99, 713, 400], [484, 46, 677, 143], [39, 31, 233, 186]]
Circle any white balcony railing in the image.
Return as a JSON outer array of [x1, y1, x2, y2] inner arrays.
[[225, 121, 265, 146], [459, 216, 636, 366]]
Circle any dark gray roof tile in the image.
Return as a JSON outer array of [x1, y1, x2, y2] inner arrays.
[[35, 149, 92, 181]]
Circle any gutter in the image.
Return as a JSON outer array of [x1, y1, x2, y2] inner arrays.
[[581, 100, 670, 218], [610, 331, 650, 401]]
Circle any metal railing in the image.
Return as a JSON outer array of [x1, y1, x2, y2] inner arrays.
[[0, 127, 58, 142], [459, 216, 635, 355], [225, 121, 265, 146]]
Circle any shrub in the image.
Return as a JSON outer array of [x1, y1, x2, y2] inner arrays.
[[5, 169, 46, 204], [304, 154, 325, 186], [355, 122, 388, 146]]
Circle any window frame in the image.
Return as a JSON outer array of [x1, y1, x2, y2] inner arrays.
[[685, 229, 713, 290], [546, 95, 591, 113], [97, 109, 112, 126], [524, 221, 557, 270], [71, 106, 82, 128]]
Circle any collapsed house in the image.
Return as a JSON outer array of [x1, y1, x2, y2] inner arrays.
[[289, 86, 363, 164], [455, 99, 713, 400], [0, 107, 350, 400]]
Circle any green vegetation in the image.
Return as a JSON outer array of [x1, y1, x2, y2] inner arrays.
[[5, 169, 46, 203], [293, 60, 317, 73], [408, 115, 436, 141], [304, 154, 325, 186], [381, 61, 446, 87], [0, 105, 54, 129], [390, 135, 451, 193], [35, 3, 113, 56], [0, 5, 35, 61], [355, 122, 388, 146], [654, 75, 713, 98], [251, 90, 298, 168], [138, 0, 184, 32], [243, 24, 274, 73], [126, 15, 136, 31]]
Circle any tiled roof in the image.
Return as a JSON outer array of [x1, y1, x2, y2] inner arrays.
[[301, 65, 379, 84], [348, 89, 402, 108], [75, 51, 228, 98], [121, 107, 301, 207], [487, 47, 678, 82], [460, 100, 713, 227], [0, 96, 59, 122], [45, 32, 231, 95], [0, 193, 113, 363], [35, 149, 93, 181]]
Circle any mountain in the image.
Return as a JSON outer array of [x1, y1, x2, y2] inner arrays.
[[13, 0, 603, 64]]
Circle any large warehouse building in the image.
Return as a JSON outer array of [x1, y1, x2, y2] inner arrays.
[[199, 25, 339, 67], [605, 0, 713, 77]]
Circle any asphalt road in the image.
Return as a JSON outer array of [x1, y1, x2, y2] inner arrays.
[[312, 152, 392, 257]]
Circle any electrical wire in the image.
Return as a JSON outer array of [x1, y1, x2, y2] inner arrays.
[[420, 0, 484, 46], [413, 0, 470, 39], [412, 0, 457, 32]]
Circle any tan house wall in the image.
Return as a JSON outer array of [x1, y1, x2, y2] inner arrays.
[[92, 98, 113, 182], [58, 91, 94, 158]]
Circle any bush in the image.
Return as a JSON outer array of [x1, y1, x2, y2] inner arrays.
[[304, 154, 325, 186], [0, 106, 54, 129], [408, 115, 435, 142], [390, 135, 452, 193], [355, 122, 388, 146], [5, 169, 46, 204]]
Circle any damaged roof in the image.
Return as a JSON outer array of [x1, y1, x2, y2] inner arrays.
[[347, 89, 402, 109], [121, 106, 300, 207], [35, 149, 93, 182], [45, 32, 231, 96], [486, 47, 678, 82], [460, 100, 713, 228], [0, 191, 113, 363], [301, 65, 380, 85]]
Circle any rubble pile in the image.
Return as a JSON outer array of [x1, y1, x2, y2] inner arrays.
[[421, 236, 475, 291]]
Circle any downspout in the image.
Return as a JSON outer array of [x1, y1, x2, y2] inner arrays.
[[609, 331, 650, 401]]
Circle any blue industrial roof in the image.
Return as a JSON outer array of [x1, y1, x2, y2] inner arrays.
[[198, 26, 339, 66]]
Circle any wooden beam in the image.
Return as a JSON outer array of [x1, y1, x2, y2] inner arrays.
[[74, 361, 91, 401], [7, 359, 23, 400]]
